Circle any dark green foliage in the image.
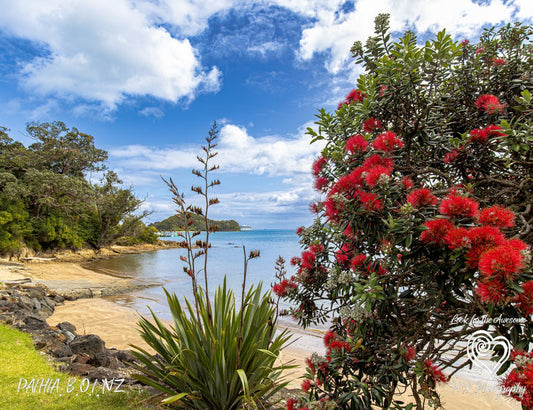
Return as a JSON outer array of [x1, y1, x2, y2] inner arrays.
[[132, 282, 293, 409], [150, 213, 241, 232], [0, 121, 150, 254]]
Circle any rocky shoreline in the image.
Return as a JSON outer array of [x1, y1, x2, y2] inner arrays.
[[0, 282, 142, 385]]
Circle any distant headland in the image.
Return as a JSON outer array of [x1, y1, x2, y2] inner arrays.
[[150, 214, 241, 232]]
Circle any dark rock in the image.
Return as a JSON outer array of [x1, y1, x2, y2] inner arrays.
[[63, 330, 76, 344], [112, 349, 137, 363], [57, 321, 77, 333], [53, 294, 65, 304], [22, 315, 49, 331], [69, 362, 93, 377], [31, 297, 42, 311], [70, 334, 106, 356], [45, 342, 73, 358], [86, 367, 123, 382], [73, 353, 92, 364]]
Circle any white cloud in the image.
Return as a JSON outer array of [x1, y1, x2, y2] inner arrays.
[[0, 0, 221, 108], [139, 106, 165, 119], [286, 0, 517, 73], [110, 122, 325, 176]]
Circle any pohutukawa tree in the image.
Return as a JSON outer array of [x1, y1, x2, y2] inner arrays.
[[275, 15, 533, 410]]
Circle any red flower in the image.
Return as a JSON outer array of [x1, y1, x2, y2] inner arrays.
[[286, 398, 298, 410], [475, 94, 505, 115], [444, 149, 460, 164], [515, 280, 533, 316], [424, 360, 448, 383], [401, 177, 414, 190], [324, 330, 335, 347], [357, 191, 383, 211], [420, 219, 454, 245], [350, 254, 367, 271], [469, 128, 489, 143], [379, 85, 388, 96], [296, 226, 304, 236], [492, 58, 507, 66], [439, 194, 479, 219], [312, 156, 327, 176], [272, 279, 297, 297], [314, 177, 329, 191], [478, 243, 524, 279], [335, 243, 354, 267], [465, 226, 506, 268], [444, 227, 470, 249], [401, 345, 416, 361], [476, 279, 506, 304], [345, 134, 368, 153], [301, 379, 312, 392], [371, 131, 404, 152], [406, 188, 438, 208], [364, 165, 392, 188], [478, 205, 515, 228], [469, 125, 505, 143], [338, 89, 365, 108], [363, 117, 382, 133], [362, 154, 394, 170], [301, 250, 316, 270], [346, 89, 365, 104]]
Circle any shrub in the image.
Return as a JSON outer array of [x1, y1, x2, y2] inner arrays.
[[277, 15, 532, 409]]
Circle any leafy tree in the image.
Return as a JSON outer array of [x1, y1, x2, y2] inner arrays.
[[0, 122, 152, 253], [26, 121, 108, 177], [278, 16, 532, 409], [92, 170, 149, 248]]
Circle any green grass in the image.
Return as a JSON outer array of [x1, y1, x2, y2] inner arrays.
[[0, 323, 152, 409]]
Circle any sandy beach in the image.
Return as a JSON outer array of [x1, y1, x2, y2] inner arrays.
[[1, 258, 521, 409]]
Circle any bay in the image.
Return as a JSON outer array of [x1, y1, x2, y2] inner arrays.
[[85, 229, 303, 320]]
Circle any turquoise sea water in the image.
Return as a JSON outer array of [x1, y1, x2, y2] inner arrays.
[[87, 230, 303, 320]]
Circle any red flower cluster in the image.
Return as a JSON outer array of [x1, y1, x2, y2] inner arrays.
[[444, 149, 460, 164], [444, 227, 470, 249], [475, 280, 506, 304], [371, 131, 404, 152], [364, 165, 392, 188], [424, 360, 448, 383], [312, 156, 327, 176], [324, 330, 353, 355], [401, 176, 414, 190], [420, 219, 454, 245], [406, 188, 438, 209], [273, 279, 297, 297], [478, 205, 515, 228], [439, 193, 479, 219], [515, 280, 533, 315], [469, 124, 505, 143], [363, 117, 382, 133], [345, 134, 368, 154], [475, 94, 505, 115], [492, 58, 507, 66], [338, 89, 365, 109], [501, 350, 533, 409], [465, 226, 506, 268], [478, 244, 525, 280]]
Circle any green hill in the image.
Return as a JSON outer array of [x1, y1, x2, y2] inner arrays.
[[150, 214, 241, 232]]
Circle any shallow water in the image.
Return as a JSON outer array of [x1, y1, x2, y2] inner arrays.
[[86, 230, 303, 320]]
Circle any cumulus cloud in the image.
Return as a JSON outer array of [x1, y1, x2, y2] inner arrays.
[[0, 0, 221, 109], [286, 0, 517, 73], [110, 122, 324, 176]]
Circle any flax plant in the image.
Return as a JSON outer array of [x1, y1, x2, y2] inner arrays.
[[131, 122, 293, 409]]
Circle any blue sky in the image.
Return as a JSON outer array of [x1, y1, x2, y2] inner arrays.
[[0, 0, 531, 229]]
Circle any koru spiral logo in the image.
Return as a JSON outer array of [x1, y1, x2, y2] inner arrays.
[[467, 330, 511, 377]]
